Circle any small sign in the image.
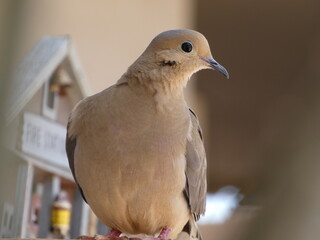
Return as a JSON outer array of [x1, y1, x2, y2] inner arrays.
[[21, 112, 68, 169]]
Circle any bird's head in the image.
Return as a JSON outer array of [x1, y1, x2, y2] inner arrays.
[[126, 29, 229, 93]]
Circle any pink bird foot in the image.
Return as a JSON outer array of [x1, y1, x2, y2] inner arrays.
[[158, 227, 171, 239], [79, 227, 171, 240], [142, 227, 172, 240], [79, 229, 124, 240]]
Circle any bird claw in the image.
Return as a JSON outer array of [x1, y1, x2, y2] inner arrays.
[[158, 227, 171, 239], [78, 235, 127, 240], [79, 228, 171, 240], [79, 237, 171, 240], [128, 227, 171, 240], [79, 229, 123, 240]]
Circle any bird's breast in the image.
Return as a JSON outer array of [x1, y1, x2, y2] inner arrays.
[[74, 100, 191, 237]]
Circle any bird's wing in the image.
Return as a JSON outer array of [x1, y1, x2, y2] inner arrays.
[[66, 120, 87, 203], [184, 108, 207, 221]]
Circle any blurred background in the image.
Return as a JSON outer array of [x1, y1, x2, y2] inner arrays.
[[1, 0, 320, 239]]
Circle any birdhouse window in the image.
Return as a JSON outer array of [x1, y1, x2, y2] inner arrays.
[[42, 74, 59, 120]]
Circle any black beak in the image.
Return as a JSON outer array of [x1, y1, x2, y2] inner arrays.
[[201, 57, 229, 79]]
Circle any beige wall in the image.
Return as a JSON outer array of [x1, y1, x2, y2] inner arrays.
[[11, 0, 196, 93], [196, 0, 320, 195]]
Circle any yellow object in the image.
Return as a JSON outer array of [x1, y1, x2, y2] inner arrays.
[[51, 208, 70, 227]]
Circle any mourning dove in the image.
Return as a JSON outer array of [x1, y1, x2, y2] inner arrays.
[[66, 29, 229, 240]]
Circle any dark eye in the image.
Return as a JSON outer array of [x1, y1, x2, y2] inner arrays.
[[181, 41, 193, 53]]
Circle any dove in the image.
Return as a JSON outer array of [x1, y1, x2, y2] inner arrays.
[[66, 29, 229, 240]]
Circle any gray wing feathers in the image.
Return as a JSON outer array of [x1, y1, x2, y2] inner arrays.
[[185, 109, 207, 221], [66, 121, 87, 203], [179, 218, 203, 240]]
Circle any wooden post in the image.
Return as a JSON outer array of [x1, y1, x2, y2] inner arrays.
[[38, 176, 60, 238], [15, 163, 34, 238], [69, 189, 90, 238]]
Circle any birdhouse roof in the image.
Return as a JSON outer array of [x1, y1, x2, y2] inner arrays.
[[6, 36, 91, 123]]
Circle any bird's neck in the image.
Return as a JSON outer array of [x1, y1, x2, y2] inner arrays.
[[119, 70, 189, 113]]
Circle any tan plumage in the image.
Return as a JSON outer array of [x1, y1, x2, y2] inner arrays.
[[66, 29, 229, 240]]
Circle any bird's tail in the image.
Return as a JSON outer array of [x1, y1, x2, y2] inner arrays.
[[175, 218, 203, 240]]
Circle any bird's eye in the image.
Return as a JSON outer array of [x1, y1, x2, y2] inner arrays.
[[181, 41, 193, 53]]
